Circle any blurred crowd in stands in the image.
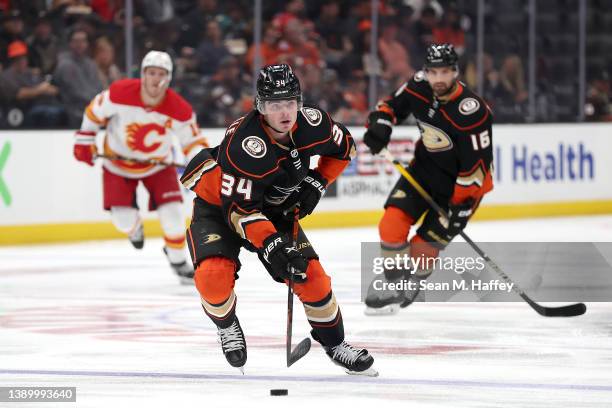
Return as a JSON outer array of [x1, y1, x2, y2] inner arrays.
[[0, 0, 610, 129]]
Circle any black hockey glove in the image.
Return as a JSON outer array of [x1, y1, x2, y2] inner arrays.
[[261, 233, 308, 283], [363, 111, 394, 154], [418, 200, 474, 248], [294, 170, 327, 219]]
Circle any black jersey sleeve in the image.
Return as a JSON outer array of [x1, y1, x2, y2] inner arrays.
[[376, 71, 430, 125], [444, 98, 494, 206], [216, 116, 279, 249], [313, 114, 356, 184]]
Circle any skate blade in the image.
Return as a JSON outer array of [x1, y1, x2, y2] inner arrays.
[[346, 367, 379, 377], [237, 366, 245, 375], [364, 304, 400, 316]]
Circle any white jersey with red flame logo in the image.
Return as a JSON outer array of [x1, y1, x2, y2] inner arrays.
[[77, 78, 208, 178]]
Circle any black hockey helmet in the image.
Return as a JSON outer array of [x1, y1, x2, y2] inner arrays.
[[424, 43, 459, 70], [255, 64, 302, 113]]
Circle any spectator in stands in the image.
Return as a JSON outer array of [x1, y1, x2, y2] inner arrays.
[[0, 40, 65, 127], [297, 63, 323, 105], [463, 52, 502, 101], [341, 69, 369, 124], [272, 0, 307, 34], [27, 12, 61, 76], [245, 24, 280, 71], [90, 0, 122, 23], [378, 17, 414, 89], [315, 0, 352, 70], [178, 0, 225, 48], [403, 0, 444, 20], [199, 55, 249, 126], [585, 70, 612, 122], [395, 5, 421, 66], [195, 19, 230, 76], [0, 10, 25, 68], [139, 0, 175, 24], [432, 4, 466, 56], [222, 4, 250, 42], [413, 5, 438, 60], [499, 54, 528, 104], [276, 19, 322, 68], [341, 25, 383, 88], [316, 68, 349, 118], [53, 29, 103, 127], [94, 36, 122, 88]]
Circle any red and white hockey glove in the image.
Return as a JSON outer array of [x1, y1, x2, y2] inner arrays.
[[73, 131, 97, 166]]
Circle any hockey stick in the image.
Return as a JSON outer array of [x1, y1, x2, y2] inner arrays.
[[94, 153, 185, 168], [286, 205, 312, 367], [381, 148, 586, 318]]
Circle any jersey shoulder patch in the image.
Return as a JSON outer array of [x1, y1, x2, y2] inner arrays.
[[441, 89, 491, 131], [222, 113, 279, 179], [295, 104, 333, 147], [300, 106, 324, 126], [413, 70, 427, 82]]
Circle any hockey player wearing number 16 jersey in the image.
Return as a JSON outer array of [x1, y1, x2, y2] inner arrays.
[[73, 51, 209, 283], [363, 44, 494, 315], [181, 64, 376, 375]]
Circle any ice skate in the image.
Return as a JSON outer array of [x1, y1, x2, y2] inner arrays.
[[364, 268, 409, 316], [217, 317, 247, 372], [128, 222, 144, 249], [163, 247, 194, 285], [312, 331, 377, 376]]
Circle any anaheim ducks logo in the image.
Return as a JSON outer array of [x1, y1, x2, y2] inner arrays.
[[417, 121, 453, 152], [126, 123, 167, 153], [202, 233, 221, 244], [391, 189, 407, 199]]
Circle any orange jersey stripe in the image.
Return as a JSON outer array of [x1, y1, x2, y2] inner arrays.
[[85, 103, 106, 125]]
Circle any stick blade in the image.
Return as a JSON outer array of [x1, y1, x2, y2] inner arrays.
[[539, 302, 587, 317], [287, 338, 311, 367]]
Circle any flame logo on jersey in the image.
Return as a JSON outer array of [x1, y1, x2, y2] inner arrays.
[[125, 123, 166, 153]]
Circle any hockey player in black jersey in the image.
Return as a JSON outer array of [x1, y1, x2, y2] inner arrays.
[[181, 64, 376, 375], [363, 44, 494, 315]]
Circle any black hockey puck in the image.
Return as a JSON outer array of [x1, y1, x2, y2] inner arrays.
[[270, 389, 288, 396]]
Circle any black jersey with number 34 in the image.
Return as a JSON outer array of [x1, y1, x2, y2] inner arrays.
[[181, 105, 355, 249], [378, 70, 494, 205]]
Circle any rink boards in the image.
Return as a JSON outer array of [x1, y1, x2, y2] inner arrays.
[[1, 123, 611, 244]]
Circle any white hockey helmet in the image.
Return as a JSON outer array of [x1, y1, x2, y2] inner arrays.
[[141, 50, 173, 81]]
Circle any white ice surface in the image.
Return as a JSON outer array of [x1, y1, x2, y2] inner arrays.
[[1, 215, 612, 407]]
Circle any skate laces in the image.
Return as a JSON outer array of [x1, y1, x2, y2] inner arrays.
[[218, 321, 245, 352], [331, 341, 364, 365]]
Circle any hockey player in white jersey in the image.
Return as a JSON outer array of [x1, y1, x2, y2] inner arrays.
[[73, 51, 208, 283]]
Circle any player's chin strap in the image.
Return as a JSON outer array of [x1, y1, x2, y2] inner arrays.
[[380, 148, 586, 318]]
